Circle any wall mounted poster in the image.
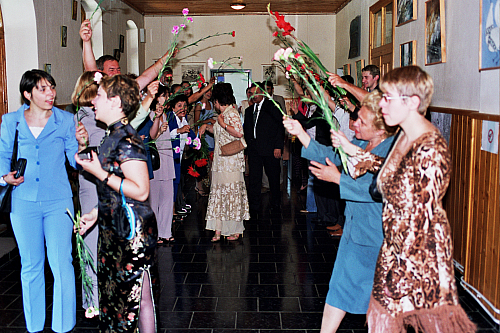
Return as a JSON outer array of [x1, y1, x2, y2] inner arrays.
[[343, 64, 351, 76], [262, 65, 278, 85], [397, 0, 417, 26], [425, 0, 446, 65], [181, 63, 205, 82], [479, 0, 500, 70], [400, 41, 417, 66], [355, 59, 365, 87]]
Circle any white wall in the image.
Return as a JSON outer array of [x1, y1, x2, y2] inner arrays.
[[144, 14, 336, 98], [335, 0, 500, 114]]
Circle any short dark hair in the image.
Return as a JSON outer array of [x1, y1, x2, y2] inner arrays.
[[341, 75, 355, 85], [212, 83, 235, 106], [96, 55, 119, 71], [99, 74, 140, 120], [170, 94, 189, 108], [20, 69, 56, 105], [150, 84, 170, 111], [254, 81, 265, 91], [362, 65, 380, 79], [264, 80, 274, 90]]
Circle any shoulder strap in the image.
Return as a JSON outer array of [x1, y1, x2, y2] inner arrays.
[[10, 124, 19, 171]]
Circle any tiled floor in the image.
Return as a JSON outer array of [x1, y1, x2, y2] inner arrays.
[[0, 182, 499, 332]]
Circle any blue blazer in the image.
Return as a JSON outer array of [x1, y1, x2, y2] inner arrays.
[[0, 104, 79, 201], [302, 136, 394, 247], [167, 111, 197, 161]]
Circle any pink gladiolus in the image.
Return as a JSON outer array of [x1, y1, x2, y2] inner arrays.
[[283, 47, 293, 59], [187, 17, 193, 22], [182, 8, 189, 15], [273, 49, 285, 61], [172, 26, 180, 34], [207, 57, 214, 69]]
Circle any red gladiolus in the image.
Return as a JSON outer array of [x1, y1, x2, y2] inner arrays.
[[232, 31, 236, 37], [188, 166, 200, 178], [209, 151, 214, 161], [273, 31, 279, 37], [294, 53, 301, 59], [301, 64, 306, 70], [314, 74, 320, 82], [286, 65, 292, 71], [270, 9, 295, 36], [194, 158, 208, 167]]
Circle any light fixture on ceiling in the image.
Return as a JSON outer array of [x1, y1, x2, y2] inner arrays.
[[230, 1, 246, 10]]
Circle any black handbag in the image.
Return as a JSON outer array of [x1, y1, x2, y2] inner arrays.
[[149, 142, 160, 171], [369, 130, 400, 202], [0, 128, 20, 212]]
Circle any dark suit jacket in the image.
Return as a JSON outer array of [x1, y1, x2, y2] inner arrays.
[[244, 98, 285, 157]]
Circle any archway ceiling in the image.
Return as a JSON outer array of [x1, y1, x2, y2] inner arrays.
[[121, 0, 352, 15]]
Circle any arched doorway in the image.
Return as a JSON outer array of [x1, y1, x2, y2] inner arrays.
[[126, 20, 139, 75], [0, 5, 7, 118]]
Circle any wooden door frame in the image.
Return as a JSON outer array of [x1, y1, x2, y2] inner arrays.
[[0, 5, 7, 119], [369, 0, 395, 74]]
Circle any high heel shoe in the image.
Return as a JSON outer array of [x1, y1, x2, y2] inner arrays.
[[211, 232, 221, 242], [227, 234, 242, 241]]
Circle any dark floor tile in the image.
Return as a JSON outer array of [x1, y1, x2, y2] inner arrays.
[[281, 312, 323, 329], [222, 272, 259, 285], [259, 253, 291, 262], [185, 272, 223, 284], [338, 313, 368, 330], [236, 312, 281, 329], [158, 311, 193, 329], [190, 311, 236, 329], [199, 284, 239, 297], [248, 262, 276, 273], [299, 297, 326, 312], [0, 294, 18, 309], [309, 262, 334, 273], [259, 297, 300, 312], [240, 284, 278, 298], [171, 284, 202, 297], [0, 310, 23, 326], [173, 297, 217, 312], [216, 297, 258, 311], [278, 284, 317, 297], [260, 272, 295, 285], [172, 262, 207, 273]]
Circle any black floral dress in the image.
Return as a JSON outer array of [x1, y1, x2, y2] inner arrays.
[[96, 118, 157, 333]]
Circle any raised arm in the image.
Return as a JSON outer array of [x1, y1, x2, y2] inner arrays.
[[80, 19, 98, 72], [188, 77, 215, 104], [136, 48, 178, 91], [327, 72, 367, 103]]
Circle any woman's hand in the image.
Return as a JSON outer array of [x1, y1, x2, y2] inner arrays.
[[178, 125, 190, 134], [283, 117, 304, 137], [199, 124, 207, 136], [309, 158, 341, 184], [147, 80, 160, 97], [3, 171, 23, 186], [331, 130, 357, 156], [76, 122, 89, 149], [160, 122, 169, 135], [75, 208, 98, 235], [154, 105, 164, 118], [75, 150, 106, 179]]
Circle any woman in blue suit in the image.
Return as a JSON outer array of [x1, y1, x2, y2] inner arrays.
[[0, 70, 88, 333], [283, 92, 396, 333]]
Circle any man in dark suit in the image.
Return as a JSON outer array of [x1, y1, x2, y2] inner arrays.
[[244, 82, 285, 217]]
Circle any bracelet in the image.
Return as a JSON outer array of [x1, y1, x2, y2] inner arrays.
[[103, 172, 112, 185]]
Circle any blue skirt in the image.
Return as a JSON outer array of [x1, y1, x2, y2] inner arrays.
[[325, 232, 380, 314]]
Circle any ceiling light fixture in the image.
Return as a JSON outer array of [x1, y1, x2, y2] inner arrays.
[[230, 2, 246, 10]]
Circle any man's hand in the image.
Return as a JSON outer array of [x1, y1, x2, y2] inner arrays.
[[273, 149, 282, 159], [327, 73, 346, 89], [80, 19, 92, 42]]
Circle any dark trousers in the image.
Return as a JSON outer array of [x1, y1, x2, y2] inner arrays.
[[247, 153, 281, 211]]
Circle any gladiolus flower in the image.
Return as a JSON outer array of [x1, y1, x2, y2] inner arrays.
[[231, 31, 236, 37], [283, 47, 293, 59], [273, 49, 285, 61], [174, 146, 181, 154], [209, 151, 214, 161], [286, 65, 292, 71], [180, 24, 186, 28], [187, 17, 193, 22], [182, 8, 189, 15], [207, 57, 214, 69], [94, 72, 103, 84], [188, 166, 200, 178], [285, 72, 290, 79], [195, 158, 208, 167], [273, 31, 279, 37], [270, 9, 295, 36]]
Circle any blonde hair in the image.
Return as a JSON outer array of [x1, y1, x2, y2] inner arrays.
[[361, 91, 397, 136], [380, 66, 434, 115], [71, 71, 106, 107]]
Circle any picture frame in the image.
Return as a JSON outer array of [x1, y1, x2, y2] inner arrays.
[[425, 0, 446, 65], [355, 59, 365, 87], [113, 49, 121, 61], [119, 35, 125, 53], [479, 0, 500, 71], [72, 0, 78, 20], [181, 63, 205, 82], [400, 40, 417, 66], [262, 64, 277, 85], [61, 26, 67, 47], [397, 0, 417, 26], [343, 64, 351, 76], [44, 64, 52, 75]]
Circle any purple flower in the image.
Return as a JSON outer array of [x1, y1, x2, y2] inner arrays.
[[180, 24, 186, 28], [182, 8, 189, 15], [187, 17, 193, 23], [172, 25, 180, 34]]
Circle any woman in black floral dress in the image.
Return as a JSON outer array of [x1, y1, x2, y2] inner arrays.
[[75, 74, 157, 333]]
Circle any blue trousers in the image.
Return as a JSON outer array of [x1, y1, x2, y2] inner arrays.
[[10, 198, 76, 333]]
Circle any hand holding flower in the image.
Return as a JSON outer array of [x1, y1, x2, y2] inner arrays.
[[77, 207, 98, 236], [330, 130, 357, 155], [198, 124, 207, 136], [76, 122, 89, 149], [80, 19, 92, 42], [309, 158, 341, 184], [179, 125, 191, 134], [283, 116, 311, 148], [326, 72, 347, 89], [147, 80, 160, 97]]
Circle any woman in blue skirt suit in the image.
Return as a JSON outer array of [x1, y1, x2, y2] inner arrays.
[[283, 92, 396, 332]]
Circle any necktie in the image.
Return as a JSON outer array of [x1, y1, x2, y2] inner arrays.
[[253, 104, 259, 139]]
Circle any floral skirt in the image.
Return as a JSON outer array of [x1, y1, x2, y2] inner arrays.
[[206, 171, 250, 236]]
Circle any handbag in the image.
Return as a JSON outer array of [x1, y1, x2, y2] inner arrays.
[[112, 179, 136, 240], [220, 137, 247, 156], [0, 128, 20, 213], [149, 142, 160, 171], [369, 130, 400, 202]]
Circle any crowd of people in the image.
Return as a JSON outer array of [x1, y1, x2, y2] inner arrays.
[[0, 17, 477, 333]]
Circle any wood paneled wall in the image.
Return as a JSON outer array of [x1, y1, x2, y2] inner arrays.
[[432, 106, 500, 320]]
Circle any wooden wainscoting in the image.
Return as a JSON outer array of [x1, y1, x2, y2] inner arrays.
[[431, 106, 500, 321]]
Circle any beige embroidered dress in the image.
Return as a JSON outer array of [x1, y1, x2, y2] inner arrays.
[[206, 106, 249, 236], [350, 131, 475, 333]]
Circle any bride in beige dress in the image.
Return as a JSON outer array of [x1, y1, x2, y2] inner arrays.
[[205, 82, 250, 242]]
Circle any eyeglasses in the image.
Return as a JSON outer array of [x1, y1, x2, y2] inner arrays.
[[382, 93, 409, 102]]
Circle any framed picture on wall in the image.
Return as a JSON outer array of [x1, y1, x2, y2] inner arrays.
[[262, 65, 277, 85], [113, 49, 121, 61], [343, 64, 351, 76], [119, 35, 125, 53], [479, 0, 500, 71], [397, 0, 417, 26], [44, 64, 52, 75], [355, 59, 365, 87], [425, 0, 446, 65], [181, 63, 205, 82], [400, 41, 417, 66], [72, 0, 78, 20], [61, 26, 67, 47]]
